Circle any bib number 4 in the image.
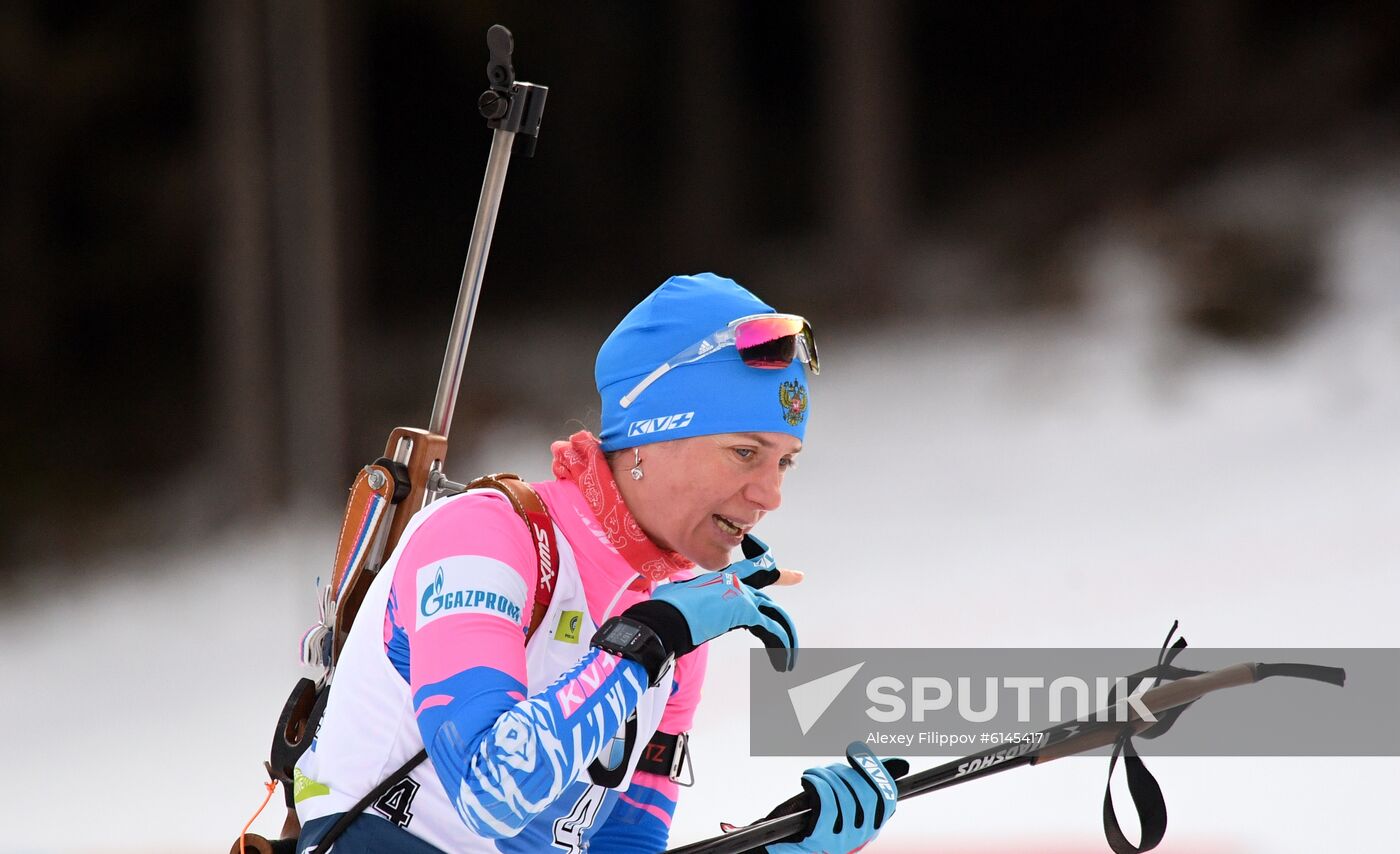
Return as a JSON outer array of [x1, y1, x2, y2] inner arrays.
[[552, 785, 606, 852], [372, 775, 421, 829]]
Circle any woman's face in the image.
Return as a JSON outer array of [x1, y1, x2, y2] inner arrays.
[[624, 431, 802, 570]]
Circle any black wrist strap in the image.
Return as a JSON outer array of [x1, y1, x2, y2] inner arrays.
[[636, 731, 680, 776], [620, 599, 694, 657], [635, 730, 694, 785]]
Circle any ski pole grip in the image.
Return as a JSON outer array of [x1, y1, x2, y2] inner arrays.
[[1254, 662, 1346, 686], [1133, 662, 1259, 713], [1035, 663, 1258, 762]]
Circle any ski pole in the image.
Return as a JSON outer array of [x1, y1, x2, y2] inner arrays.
[[665, 660, 1345, 854]]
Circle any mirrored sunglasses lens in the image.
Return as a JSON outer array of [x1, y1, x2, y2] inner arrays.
[[735, 317, 803, 368], [734, 316, 803, 348]]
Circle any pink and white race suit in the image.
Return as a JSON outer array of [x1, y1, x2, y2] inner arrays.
[[294, 476, 707, 852]]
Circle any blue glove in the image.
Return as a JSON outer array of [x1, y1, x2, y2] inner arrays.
[[621, 565, 798, 672], [766, 742, 904, 854], [728, 534, 783, 589]]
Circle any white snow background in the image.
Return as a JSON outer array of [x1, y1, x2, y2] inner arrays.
[[3, 180, 1397, 853]]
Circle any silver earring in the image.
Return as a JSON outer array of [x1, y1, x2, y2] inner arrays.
[[630, 448, 644, 480]]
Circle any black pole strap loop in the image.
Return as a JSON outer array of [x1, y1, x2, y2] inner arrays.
[[1099, 622, 1175, 854], [1102, 729, 1168, 854], [1157, 622, 1185, 665]]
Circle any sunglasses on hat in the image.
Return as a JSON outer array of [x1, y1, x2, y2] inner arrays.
[[619, 313, 819, 409]]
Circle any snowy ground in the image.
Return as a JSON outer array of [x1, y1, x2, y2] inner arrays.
[[3, 192, 1398, 852]]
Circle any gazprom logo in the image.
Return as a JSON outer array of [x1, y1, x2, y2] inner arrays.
[[627, 411, 695, 438], [419, 565, 522, 622], [421, 568, 445, 614]]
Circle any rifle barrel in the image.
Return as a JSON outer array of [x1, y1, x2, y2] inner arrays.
[[429, 127, 517, 438]]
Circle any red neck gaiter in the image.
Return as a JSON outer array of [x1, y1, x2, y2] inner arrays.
[[550, 430, 695, 584]]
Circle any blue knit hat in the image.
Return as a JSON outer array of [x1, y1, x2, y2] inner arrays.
[[597, 273, 812, 451]]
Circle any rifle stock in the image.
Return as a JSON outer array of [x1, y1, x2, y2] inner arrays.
[[329, 428, 447, 661]]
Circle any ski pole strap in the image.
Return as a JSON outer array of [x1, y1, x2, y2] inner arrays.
[[1102, 729, 1168, 854], [1099, 629, 1189, 854], [1097, 653, 1346, 854]]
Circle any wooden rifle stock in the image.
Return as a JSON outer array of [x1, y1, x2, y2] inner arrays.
[[329, 428, 447, 661]]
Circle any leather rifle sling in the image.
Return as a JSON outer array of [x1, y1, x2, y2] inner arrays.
[[467, 473, 561, 636]]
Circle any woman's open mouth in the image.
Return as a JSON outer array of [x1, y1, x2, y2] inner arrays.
[[713, 514, 744, 537]]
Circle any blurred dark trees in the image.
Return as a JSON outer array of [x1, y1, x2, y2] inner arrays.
[[2, 1, 1398, 564]]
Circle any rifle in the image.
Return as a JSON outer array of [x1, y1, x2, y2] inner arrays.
[[234, 24, 547, 854]]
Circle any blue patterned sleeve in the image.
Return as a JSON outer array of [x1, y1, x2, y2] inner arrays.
[[415, 649, 651, 839]]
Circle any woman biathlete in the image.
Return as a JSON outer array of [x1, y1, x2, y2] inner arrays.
[[293, 273, 901, 853]]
